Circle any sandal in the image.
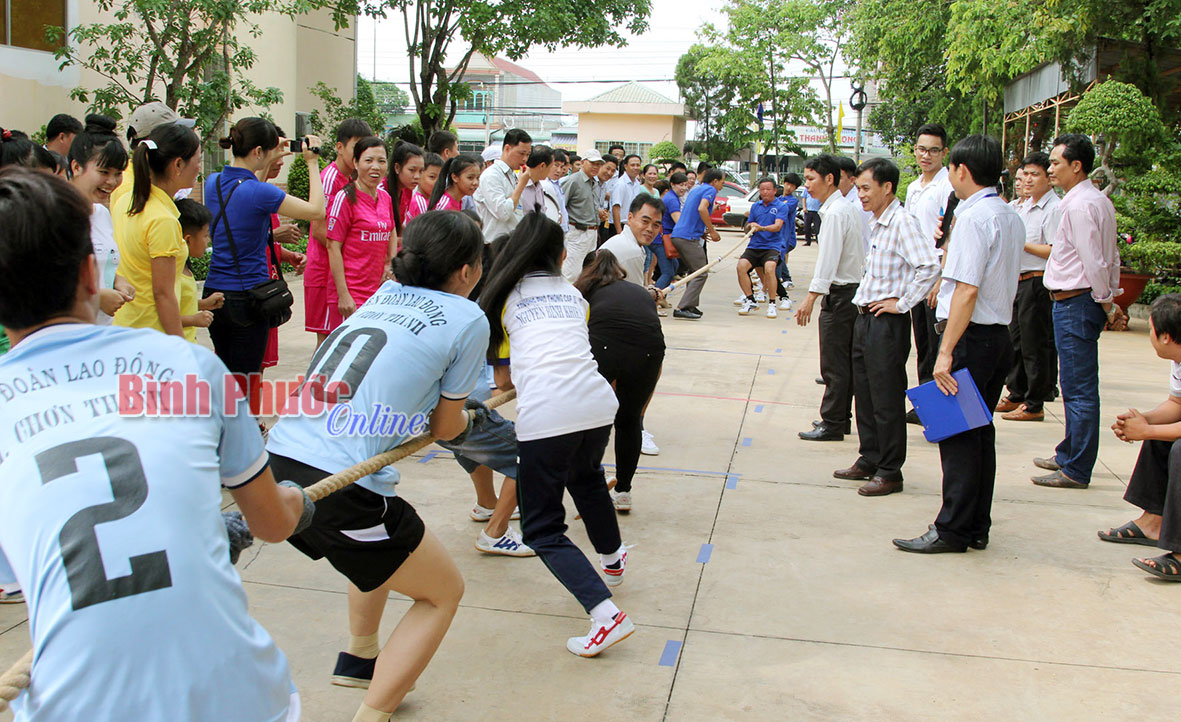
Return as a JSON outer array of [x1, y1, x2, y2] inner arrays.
[[1131, 554, 1181, 581], [1098, 520, 1158, 546]]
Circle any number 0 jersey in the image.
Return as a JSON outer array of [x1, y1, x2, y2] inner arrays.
[[266, 281, 489, 496], [0, 324, 294, 722]]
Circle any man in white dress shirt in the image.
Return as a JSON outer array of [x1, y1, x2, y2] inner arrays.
[[473, 129, 531, 242]]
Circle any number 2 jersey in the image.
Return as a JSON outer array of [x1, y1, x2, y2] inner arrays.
[[0, 324, 295, 722]]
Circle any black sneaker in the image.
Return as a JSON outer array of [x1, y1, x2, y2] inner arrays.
[[673, 308, 702, 320], [905, 408, 921, 425], [331, 651, 375, 689]]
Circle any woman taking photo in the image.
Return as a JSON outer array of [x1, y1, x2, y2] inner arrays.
[[575, 250, 666, 512], [67, 114, 135, 323], [202, 117, 325, 378], [480, 212, 634, 658], [265, 210, 487, 720], [111, 122, 201, 335], [326, 136, 396, 330], [430, 153, 481, 211]]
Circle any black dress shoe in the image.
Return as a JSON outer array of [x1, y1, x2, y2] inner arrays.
[[969, 536, 988, 550], [673, 308, 702, 320], [892, 527, 965, 553], [812, 419, 852, 434], [905, 408, 921, 425], [814, 377, 825, 385], [799, 425, 843, 441]]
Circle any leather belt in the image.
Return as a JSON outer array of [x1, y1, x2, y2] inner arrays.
[[572, 223, 595, 231], [856, 305, 872, 315], [1018, 271, 1044, 281], [1049, 288, 1090, 302], [934, 319, 983, 334]]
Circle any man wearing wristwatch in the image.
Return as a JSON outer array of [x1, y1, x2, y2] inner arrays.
[[1032, 134, 1123, 490]]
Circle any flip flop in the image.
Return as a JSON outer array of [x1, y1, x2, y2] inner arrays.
[[1131, 554, 1181, 581], [1097, 520, 1159, 546]]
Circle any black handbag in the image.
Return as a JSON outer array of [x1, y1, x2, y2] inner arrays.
[[215, 178, 294, 328]]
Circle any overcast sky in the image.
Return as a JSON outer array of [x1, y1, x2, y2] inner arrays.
[[356, 0, 855, 125]]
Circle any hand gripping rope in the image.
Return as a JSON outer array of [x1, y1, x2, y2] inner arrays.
[[0, 389, 517, 711]]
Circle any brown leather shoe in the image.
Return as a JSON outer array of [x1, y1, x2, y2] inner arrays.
[[858, 477, 903, 496], [834, 464, 874, 481], [995, 397, 1022, 413], [1001, 404, 1044, 421]]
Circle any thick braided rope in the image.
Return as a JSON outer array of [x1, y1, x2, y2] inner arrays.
[[0, 389, 517, 705], [304, 387, 516, 501], [661, 232, 750, 297], [0, 649, 33, 712]]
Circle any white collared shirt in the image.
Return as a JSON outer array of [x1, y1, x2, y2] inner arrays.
[[1018, 190, 1062, 273], [905, 167, 953, 246], [598, 226, 646, 285], [935, 188, 1025, 325], [808, 191, 866, 294], [843, 184, 873, 253], [473, 159, 521, 243]]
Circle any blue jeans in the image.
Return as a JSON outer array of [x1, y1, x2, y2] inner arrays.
[[436, 407, 519, 478], [1052, 294, 1107, 484], [651, 236, 677, 289]]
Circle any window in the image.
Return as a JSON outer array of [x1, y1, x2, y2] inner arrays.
[[463, 91, 490, 112], [3, 0, 66, 52], [594, 141, 654, 161], [458, 141, 485, 153]]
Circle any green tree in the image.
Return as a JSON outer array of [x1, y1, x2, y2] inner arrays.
[[371, 82, 411, 117], [649, 141, 681, 167], [47, 1, 356, 144], [306, 75, 389, 159], [372, 0, 652, 136], [675, 45, 750, 162], [1066, 81, 1169, 193]]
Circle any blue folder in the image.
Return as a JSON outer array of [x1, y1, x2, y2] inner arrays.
[[905, 369, 993, 443]]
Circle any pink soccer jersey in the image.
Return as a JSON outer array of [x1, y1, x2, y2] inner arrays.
[[326, 187, 395, 307], [404, 187, 429, 226], [307, 162, 351, 288], [434, 192, 464, 212]]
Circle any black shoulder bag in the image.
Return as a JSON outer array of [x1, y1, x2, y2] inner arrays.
[[215, 177, 294, 328]]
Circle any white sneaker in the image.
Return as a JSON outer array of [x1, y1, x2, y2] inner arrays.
[[778, 297, 793, 310], [733, 294, 746, 306], [640, 429, 659, 455], [766, 304, 778, 318], [566, 612, 635, 657], [612, 490, 632, 512], [785, 280, 795, 289], [602, 549, 628, 587], [475, 528, 536, 557], [470, 505, 521, 522], [755, 291, 768, 303], [738, 298, 757, 315], [0, 587, 24, 604]]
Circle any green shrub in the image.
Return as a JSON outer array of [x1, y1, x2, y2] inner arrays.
[[1119, 239, 1181, 277], [189, 251, 211, 281], [1140, 281, 1181, 306]]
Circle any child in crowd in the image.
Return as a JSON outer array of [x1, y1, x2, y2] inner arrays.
[[175, 199, 224, 342], [404, 151, 443, 226], [430, 153, 482, 211]]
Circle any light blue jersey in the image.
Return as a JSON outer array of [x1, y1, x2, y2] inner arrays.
[[0, 324, 294, 722], [267, 281, 489, 496]]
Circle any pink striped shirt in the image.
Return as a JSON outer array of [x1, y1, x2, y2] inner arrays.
[[403, 188, 429, 226], [1043, 180, 1120, 303], [326, 187, 394, 306], [434, 193, 464, 212], [307, 162, 351, 287]]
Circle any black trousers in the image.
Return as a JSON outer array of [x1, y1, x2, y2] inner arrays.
[[852, 311, 911, 480], [1005, 275, 1057, 411], [592, 344, 665, 492], [911, 301, 941, 385], [803, 210, 821, 244], [934, 324, 1014, 549], [818, 283, 858, 426], [1124, 439, 1181, 552], [204, 288, 270, 377], [517, 425, 619, 613]]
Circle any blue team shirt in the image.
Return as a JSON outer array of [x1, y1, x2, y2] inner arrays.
[[803, 188, 822, 211], [780, 194, 799, 250], [748, 199, 787, 251], [267, 280, 490, 496], [661, 190, 682, 235], [0, 324, 293, 721], [671, 184, 717, 240], [203, 166, 286, 291]]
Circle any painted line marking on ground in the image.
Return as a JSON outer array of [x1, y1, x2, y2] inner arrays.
[[754, 404, 764, 413], [775, 348, 782, 353], [665, 346, 775, 357], [654, 390, 800, 407], [659, 640, 683, 667], [417, 450, 438, 464], [725, 474, 739, 489], [602, 463, 738, 478], [741, 437, 752, 447], [781, 329, 787, 334], [767, 368, 775, 375], [696, 543, 714, 563]]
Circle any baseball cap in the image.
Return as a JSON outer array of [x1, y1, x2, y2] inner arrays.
[[126, 102, 195, 141], [581, 149, 604, 163], [481, 144, 501, 163]]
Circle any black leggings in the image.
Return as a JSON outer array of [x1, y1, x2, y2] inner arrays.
[[591, 343, 664, 492], [204, 287, 270, 405]]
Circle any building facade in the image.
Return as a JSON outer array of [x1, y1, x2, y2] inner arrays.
[[563, 82, 687, 160]]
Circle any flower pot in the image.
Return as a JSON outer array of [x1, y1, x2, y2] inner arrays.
[[1114, 270, 1152, 310]]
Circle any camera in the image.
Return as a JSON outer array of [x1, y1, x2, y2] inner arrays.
[[289, 138, 321, 155]]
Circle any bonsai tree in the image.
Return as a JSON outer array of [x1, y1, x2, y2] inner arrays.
[[1065, 81, 1168, 196], [650, 140, 682, 170]]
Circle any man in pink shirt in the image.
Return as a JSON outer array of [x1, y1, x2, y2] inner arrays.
[[1033, 134, 1122, 489], [306, 118, 373, 347]]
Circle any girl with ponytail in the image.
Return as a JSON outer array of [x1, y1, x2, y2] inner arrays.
[[68, 114, 134, 324], [429, 153, 481, 211], [110, 122, 200, 335], [383, 140, 424, 236], [479, 212, 635, 658]]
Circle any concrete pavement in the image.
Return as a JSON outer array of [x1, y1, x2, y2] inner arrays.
[[2, 230, 1177, 720]]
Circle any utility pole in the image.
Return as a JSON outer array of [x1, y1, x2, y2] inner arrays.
[[850, 81, 867, 163]]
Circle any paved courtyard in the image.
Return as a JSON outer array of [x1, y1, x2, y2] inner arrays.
[[1, 232, 1177, 720]]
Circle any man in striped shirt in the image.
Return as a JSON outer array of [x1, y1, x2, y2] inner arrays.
[[835, 159, 941, 496]]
